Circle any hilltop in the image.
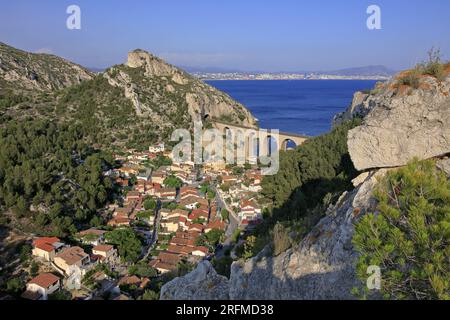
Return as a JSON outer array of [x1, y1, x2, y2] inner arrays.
[[0, 43, 256, 150]]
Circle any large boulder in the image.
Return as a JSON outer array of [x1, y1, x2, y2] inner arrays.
[[160, 261, 230, 300], [348, 75, 450, 171]]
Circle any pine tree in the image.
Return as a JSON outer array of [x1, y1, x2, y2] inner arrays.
[[353, 159, 450, 300]]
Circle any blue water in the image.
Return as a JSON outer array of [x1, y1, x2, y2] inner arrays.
[[206, 80, 378, 136]]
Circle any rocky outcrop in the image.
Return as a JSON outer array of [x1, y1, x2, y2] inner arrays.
[[105, 49, 256, 128], [347, 74, 450, 171], [160, 170, 387, 300], [0, 42, 92, 92], [437, 157, 450, 177], [160, 261, 230, 300], [333, 91, 370, 126]]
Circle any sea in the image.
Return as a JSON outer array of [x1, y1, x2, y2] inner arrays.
[[206, 80, 378, 136]]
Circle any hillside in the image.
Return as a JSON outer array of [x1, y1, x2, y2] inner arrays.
[[160, 63, 450, 300], [0, 43, 256, 150], [0, 42, 93, 93]]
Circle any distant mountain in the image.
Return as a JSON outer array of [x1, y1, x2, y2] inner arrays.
[[180, 65, 246, 74], [318, 65, 396, 77], [182, 65, 397, 77]]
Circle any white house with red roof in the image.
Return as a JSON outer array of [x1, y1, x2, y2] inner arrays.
[[21, 273, 60, 300], [32, 237, 65, 261]]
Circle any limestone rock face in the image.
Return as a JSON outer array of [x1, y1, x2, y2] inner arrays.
[[437, 157, 450, 177], [0, 42, 92, 92], [347, 75, 450, 171], [106, 49, 256, 128], [160, 170, 387, 300], [160, 261, 230, 300], [333, 91, 370, 126]]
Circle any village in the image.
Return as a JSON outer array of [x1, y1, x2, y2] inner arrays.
[[20, 142, 267, 300]]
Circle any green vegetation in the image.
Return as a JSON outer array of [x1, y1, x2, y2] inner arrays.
[[0, 119, 115, 236], [220, 209, 230, 222], [163, 175, 183, 188], [245, 119, 361, 257], [398, 48, 449, 89], [353, 160, 450, 300], [141, 289, 159, 300], [48, 290, 72, 300], [105, 228, 142, 263], [128, 261, 158, 278], [212, 256, 234, 278]]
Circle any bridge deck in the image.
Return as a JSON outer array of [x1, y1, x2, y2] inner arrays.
[[212, 119, 310, 139]]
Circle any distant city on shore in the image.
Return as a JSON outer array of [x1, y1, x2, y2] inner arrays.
[[188, 65, 395, 81]]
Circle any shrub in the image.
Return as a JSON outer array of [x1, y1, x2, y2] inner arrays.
[[418, 48, 447, 81], [352, 159, 450, 300], [398, 69, 421, 89], [272, 223, 292, 256]]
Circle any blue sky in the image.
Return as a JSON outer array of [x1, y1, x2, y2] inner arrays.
[[0, 0, 449, 71]]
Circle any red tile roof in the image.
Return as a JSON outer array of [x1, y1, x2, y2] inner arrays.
[[33, 237, 60, 252], [28, 273, 59, 289]]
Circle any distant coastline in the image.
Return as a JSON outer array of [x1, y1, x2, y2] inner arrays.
[[195, 73, 390, 81]]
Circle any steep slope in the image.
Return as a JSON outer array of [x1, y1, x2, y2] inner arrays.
[[160, 69, 450, 300], [103, 49, 256, 127], [0, 44, 256, 150], [0, 42, 93, 93]]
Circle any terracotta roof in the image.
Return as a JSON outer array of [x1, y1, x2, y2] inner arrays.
[[77, 228, 106, 237], [28, 273, 59, 289], [93, 244, 114, 252], [206, 220, 226, 231], [55, 246, 88, 265], [33, 237, 60, 252], [118, 275, 141, 286], [193, 246, 209, 254]]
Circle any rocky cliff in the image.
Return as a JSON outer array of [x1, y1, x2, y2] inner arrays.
[[160, 69, 450, 300], [103, 49, 256, 128], [0, 42, 92, 93], [347, 73, 450, 171]]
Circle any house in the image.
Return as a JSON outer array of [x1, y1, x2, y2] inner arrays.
[[151, 172, 166, 185], [118, 275, 141, 287], [54, 246, 91, 276], [188, 223, 205, 233], [180, 186, 199, 199], [149, 251, 181, 273], [238, 200, 262, 221], [189, 209, 209, 223], [32, 237, 65, 261], [149, 143, 165, 153], [180, 196, 208, 210], [137, 170, 151, 181], [21, 273, 60, 300], [221, 175, 238, 184], [160, 217, 181, 233], [166, 209, 189, 220], [167, 244, 193, 256], [157, 188, 176, 200], [136, 180, 146, 193], [191, 246, 209, 257], [125, 191, 141, 203], [108, 217, 130, 227], [76, 229, 106, 246], [114, 206, 133, 218], [118, 166, 139, 178], [92, 245, 118, 266], [204, 220, 226, 233]]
